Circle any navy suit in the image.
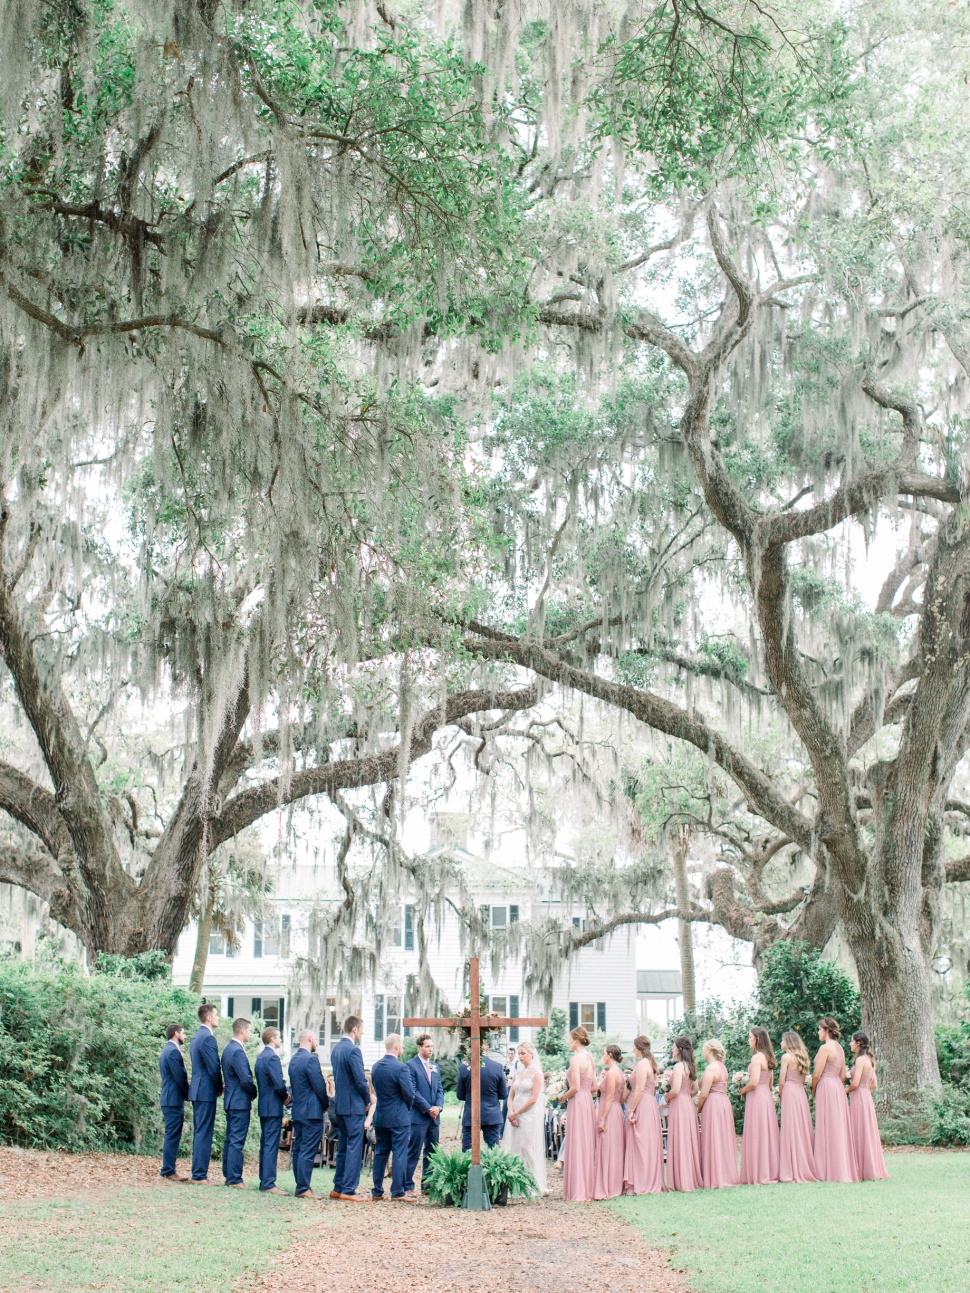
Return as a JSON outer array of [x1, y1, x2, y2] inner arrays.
[[255, 1046, 289, 1191], [158, 1039, 189, 1177], [221, 1037, 257, 1185], [188, 1026, 223, 1180], [330, 1035, 371, 1196], [456, 1056, 508, 1152], [370, 1053, 415, 1199], [405, 1054, 443, 1193], [288, 1047, 329, 1195]]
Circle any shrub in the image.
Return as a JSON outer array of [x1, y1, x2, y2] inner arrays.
[[754, 941, 861, 1043], [422, 1145, 538, 1205], [422, 1146, 471, 1205], [480, 1145, 539, 1203]]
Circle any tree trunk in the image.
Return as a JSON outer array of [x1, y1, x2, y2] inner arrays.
[[189, 896, 213, 995], [672, 837, 696, 1014]]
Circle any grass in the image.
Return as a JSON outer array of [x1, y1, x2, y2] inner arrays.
[[610, 1153, 970, 1293], [0, 1165, 335, 1293]]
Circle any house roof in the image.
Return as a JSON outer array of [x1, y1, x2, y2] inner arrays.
[[637, 969, 682, 995]]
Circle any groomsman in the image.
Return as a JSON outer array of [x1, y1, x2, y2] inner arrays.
[[221, 1017, 257, 1187], [404, 1033, 443, 1198], [189, 1003, 222, 1183], [370, 1033, 415, 1201], [288, 1029, 329, 1200], [456, 1050, 508, 1152], [329, 1014, 371, 1201], [158, 1024, 189, 1180], [255, 1026, 290, 1194]]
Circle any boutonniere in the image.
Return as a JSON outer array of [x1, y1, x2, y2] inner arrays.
[[430, 1063, 438, 1072]]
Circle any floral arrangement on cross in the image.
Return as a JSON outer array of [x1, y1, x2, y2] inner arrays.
[[446, 989, 509, 1064]]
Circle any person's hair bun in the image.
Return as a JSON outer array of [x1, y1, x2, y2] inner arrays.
[[570, 1025, 591, 1046]]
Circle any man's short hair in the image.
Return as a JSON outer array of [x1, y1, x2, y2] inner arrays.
[[261, 1026, 280, 1046], [165, 1023, 183, 1040], [343, 1015, 363, 1035], [415, 1034, 431, 1048], [198, 1002, 218, 1023], [232, 1017, 251, 1036], [298, 1028, 315, 1046], [384, 1033, 402, 1051]]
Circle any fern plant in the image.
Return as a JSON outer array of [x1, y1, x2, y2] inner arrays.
[[480, 1145, 539, 1203], [422, 1147, 471, 1205]]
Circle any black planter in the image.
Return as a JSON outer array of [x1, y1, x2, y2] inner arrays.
[[493, 1184, 509, 1207], [443, 1192, 454, 1207]]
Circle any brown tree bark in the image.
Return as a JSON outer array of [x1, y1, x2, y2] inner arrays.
[[672, 835, 696, 1014], [189, 895, 214, 995]]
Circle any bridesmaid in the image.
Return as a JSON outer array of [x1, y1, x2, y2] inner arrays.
[[739, 1026, 780, 1185], [623, 1034, 665, 1195], [778, 1031, 818, 1183], [562, 1024, 599, 1201], [847, 1031, 889, 1181], [593, 1045, 628, 1199], [696, 1038, 739, 1188], [664, 1036, 702, 1191], [811, 1016, 859, 1182]]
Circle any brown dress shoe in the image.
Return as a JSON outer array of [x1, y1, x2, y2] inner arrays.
[[329, 1191, 342, 1200], [162, 1173, 189, 1182], [262, 1187, 289, 1195], [226, 1182, 247, 1189], [369, 1194, 386, 1202], [337, 1194, 363, 1201], [296, 1190, 324, 1200]]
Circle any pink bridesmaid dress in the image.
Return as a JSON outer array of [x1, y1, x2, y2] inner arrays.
[[813, 1043, 859, 1182], [740, 1066, 780, 1185], [623, 1066, 665, 1195], [779, 1065, 818, 1183], [699, 1063, 739, 1188], [593, 1071, 628, 1200], [665, 1076, 703, 1191], [849, 1066, 888, 1181], [563, 1053, 598, 1201]]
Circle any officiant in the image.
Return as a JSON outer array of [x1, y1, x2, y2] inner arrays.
[[456, 1048, 508, 1152]]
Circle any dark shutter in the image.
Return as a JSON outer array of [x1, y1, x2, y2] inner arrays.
[[509, 994, 519, 1043], [509, 904, 519, 923], [251, 997, 262, 1018], [227, 997, 235, 1019], [597, 1002, 607, 1033], [253, 919, 263, 958], [404, 904, 414, 951], [374, 995, 385, 1042], [278, 997, 285, 1034], [569, 1001, 578, 1030]]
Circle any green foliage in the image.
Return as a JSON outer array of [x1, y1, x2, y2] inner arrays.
[[422, 1146, 471, 1206], [436, 1054, 459, 1092], [93, 951, 172, 981], [754, 941, 861, 1042], [536, 1007, 571, 1072], [479, 1144, 539, 1203], [422, 1144, 538, 1205]]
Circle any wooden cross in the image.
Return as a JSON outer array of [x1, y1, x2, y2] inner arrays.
[[404, 956, 548, 1211]]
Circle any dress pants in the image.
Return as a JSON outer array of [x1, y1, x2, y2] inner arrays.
[[291, 1118, 324, 1195], [191, 1100, 217, 1181], [405, 1119, 439, 1192], [332, 1112, 366, 1196], [372, 1124, 410, 1198], [259, 1116, 283, 1191], [222, 1106, 251, 1185], [461, 1122, 501, 1153], [160, 1105, 184, 1177]]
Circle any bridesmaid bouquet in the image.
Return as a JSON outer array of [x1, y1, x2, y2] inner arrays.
[[730, 1070, 749, 1093], [656, 1070, 672, 1095], [545, 1071, 569, 1105]]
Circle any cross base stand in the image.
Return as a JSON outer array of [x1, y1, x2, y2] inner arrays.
[[461, 1162, 491, 1211]]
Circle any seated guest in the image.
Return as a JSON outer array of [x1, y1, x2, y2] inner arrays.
[[222, 1017, 258, 1188], [456, 1049, 508, 1151], [404, 1033, 444, 1198], [189, 1002, 222, 1184], [370, 1034, 415, 1201], [289, 1029, 330, 1199], [329, 1014, 371, 1201], [255, 1026, 290, 1194], [158, 1023, 189, 1181]]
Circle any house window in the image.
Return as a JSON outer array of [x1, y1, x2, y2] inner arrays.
[[374, 995, 405, 1042], [491, 907, 507, 930], [254, 919, 262, 958], [251, 997, 285, 1030], [509, 905, 519, 924], [569, 1002, 602, 1031], [571, 916, 587, 932], [597, 1002, 607, 1033], [280, 914, 291, 957], [491, 995, 507, 1019], [404, 905, 414, 951], [208, 934, 226, 955]]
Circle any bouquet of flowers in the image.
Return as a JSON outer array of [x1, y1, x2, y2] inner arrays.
[[545, 1071, 569, 1105], [656, 1069, 672, 1096], [730, 1069, 749, 1095]]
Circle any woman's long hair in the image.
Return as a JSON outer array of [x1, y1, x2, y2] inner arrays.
[[781, 1031, 811, 1076], [633, 1034, 659, 1075], [750, 1026, 777, 1070], [672, 1036, 697, 1081], [852, 1031, 875, 1060]]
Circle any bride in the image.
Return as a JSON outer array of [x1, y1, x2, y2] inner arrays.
[[500, 1040, 549, 1195]]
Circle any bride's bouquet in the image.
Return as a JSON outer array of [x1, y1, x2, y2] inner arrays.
[[545, 1071, 569, 1105]]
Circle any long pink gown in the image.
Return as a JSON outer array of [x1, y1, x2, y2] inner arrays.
[[563, 1052, 598, 1201], [779, 1065, 818, 1183], [740, 1066, 780, 1185], [623, 1065, 665, 1195], [813, 1043, 859, 1182], [593, 1070, 628, 1200], [665, 1072, 702, 1192], [849, 1066, 888, 1181], [699, 1063, 739, 1188]]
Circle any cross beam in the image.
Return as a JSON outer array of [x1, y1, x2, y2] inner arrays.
[[403, 957, 548, 1211]]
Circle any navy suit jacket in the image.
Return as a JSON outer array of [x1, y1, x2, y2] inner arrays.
[[371, 1054, 415, 1129], [456, 1056, 508, 1128], [159, 1040, 189, 1108], [255, 1046, 289, 1117], [406, 1055, 444, 1125], [188, 1026, 223, 1101], [222, 1037, 258, 1111], [288, 1047, 329, 1122], [330, 1036, 371, 1116]]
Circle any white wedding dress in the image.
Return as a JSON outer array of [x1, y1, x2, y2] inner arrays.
[[500, 1064, 549, 1195]]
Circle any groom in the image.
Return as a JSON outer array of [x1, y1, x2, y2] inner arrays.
[[404, 1033, 443, 1197], [456, 1048, 507, 1152]]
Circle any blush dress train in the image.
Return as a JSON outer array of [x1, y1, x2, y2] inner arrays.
[[699, 1064, 739, 1188], [593, 1073, 628, 1200], [563, 1054, 598, 1201], [623, 1067, 665, 1195], [740, 1067, 780, 1185], [813, 1044, 859, 1182], [665, 1078, 702, 1192], [848, 1066, 888, 1181], [779, 1067, 818, 1183]]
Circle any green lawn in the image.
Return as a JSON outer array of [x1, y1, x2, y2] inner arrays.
[[610, 1153, 970, 1293], [0, 1165, 335, 1293]]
